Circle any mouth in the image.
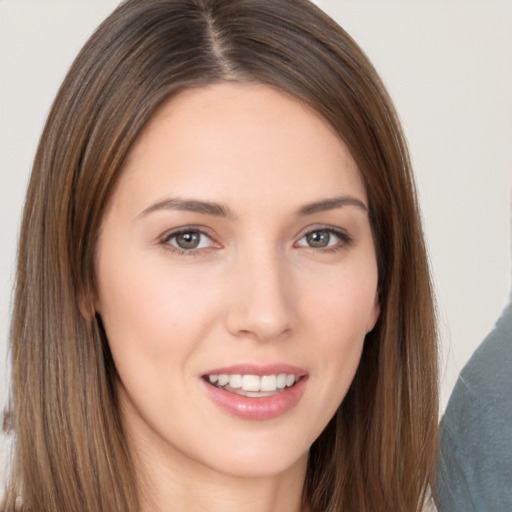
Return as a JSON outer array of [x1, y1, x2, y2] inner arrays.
[[201, 365, 308, 420], [203, 373, 301, 397]]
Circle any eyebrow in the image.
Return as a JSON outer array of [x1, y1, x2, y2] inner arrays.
[[138, 194, 367, 219], [138, 197, 234, 218], [297, 196, 368, 216]]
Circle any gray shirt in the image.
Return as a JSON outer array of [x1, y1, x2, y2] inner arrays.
[[436, 302, 512, 511]]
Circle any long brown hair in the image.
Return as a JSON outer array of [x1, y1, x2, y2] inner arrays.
[[4, 1, 438, 510]]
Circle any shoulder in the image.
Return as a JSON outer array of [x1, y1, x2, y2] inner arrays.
[[436, 303, 512, 512], [446, 302, 512, 415]]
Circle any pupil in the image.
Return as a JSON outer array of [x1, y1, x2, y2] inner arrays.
[[307, 231, 329, 248], [176, 232, 200, 249]]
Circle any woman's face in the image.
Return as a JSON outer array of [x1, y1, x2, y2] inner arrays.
[[95, 83, 379, 479]]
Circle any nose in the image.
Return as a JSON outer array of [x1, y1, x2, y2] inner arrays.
[[224, 248, 295, 343]]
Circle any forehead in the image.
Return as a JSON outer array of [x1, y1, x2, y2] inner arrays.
[[115, 82, 367, 214]]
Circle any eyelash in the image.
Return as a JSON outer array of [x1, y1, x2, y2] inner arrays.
[[161, 227, 219, 256], [160, 226, 353, 256], [295, 227, 353, 253]]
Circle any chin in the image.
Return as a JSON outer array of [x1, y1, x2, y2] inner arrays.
[[192, 429, 311, 479], [206, 448, 309, 480]]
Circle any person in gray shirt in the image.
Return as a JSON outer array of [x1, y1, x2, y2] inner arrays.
[[436, 299, 512, 511]]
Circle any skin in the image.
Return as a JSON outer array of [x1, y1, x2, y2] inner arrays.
[[95, 83, 380, 512]]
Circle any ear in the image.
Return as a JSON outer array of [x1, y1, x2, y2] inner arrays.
[[366, 292, 380, 334]]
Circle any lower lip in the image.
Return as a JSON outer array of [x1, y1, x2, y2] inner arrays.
[[202, 377, 308, 421]]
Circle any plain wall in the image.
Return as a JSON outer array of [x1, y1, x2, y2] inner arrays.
[[1, 0, 511, 482]]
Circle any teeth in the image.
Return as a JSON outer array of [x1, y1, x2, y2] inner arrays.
[[229, 375, 242, 389], [242, 374, 260, 391], [260, 375, 277, 392], [286, 374, 296, 387], [217, 374, 229, 386], [207, 373, 298, 392]]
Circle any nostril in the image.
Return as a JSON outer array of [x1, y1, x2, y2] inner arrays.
[[223, 265, 295, 342]]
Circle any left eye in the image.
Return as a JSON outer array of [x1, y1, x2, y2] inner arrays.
[[296, 229, 346, 249], [164, 230, 214, 251]]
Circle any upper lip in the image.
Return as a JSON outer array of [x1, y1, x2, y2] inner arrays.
[[201, 363, 308, 377]]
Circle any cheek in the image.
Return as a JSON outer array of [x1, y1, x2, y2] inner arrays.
[[304, 259, 379, 337], [95, 251, 221, 371], [301, 261, 378, 396]]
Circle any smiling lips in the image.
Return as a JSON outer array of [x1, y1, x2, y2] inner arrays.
[[202, 365, 308, 420]]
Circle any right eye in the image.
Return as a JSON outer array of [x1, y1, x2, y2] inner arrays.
[[295, 227, 352, 252], [163, 229, 216, 252]]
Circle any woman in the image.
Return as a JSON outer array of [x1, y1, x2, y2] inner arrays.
[[3, 0, 438, 511]]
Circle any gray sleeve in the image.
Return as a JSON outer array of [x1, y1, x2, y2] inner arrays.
[[435, 304, 512, 512], [436, 379, 485, 512]]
